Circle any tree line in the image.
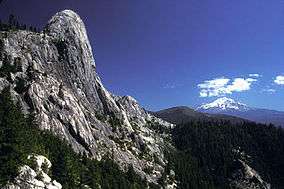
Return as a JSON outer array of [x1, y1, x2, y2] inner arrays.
[[0, 87, 158, 189], [0, 14, 39, 32], [170, 120, 284, 189]]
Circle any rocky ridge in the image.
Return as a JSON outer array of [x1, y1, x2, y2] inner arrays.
[[3, 155, 62, 189], [230, 160, 270, 189], [230, 148, 271, 189], [0, 9, 272, 189], [0, 10, 174, 184]]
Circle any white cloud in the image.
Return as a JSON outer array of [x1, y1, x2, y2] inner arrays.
[[227, 78, 257, 92], [197, 77, 230, 97], [274, 75, 284, 85], [198, 77, 257, 97], [197, 78, 230, 89], [199, 90, 208, 97], [249, 73, 261, 77]]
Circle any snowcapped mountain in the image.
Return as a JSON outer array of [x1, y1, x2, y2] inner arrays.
[[197, 97, 284, 127], [197, 97, 251, 113]]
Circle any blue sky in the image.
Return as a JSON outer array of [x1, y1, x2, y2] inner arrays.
[[1, 0, 284, 111]]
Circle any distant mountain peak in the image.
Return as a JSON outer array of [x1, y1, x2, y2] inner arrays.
[[197, 97, 249, 112]]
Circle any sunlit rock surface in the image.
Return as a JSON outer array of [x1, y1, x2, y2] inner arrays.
[[2, 155, 62, 189], [0, 10, 174, 183]]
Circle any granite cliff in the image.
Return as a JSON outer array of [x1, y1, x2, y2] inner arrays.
[[0, 10, 173, 184]]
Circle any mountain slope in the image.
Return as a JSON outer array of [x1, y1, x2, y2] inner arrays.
[[171, 120, 283, 189], [154, 105, 284, 188], [0, 88, 157, 188], [197, 97, 250, 112], [154, 106, 247, 125], [1, 9, 283, 189], [0, 10, 173, 184], [197, 97, 284, 127]]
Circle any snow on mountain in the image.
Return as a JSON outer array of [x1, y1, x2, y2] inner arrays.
[[196, 97, 284, 127], [197, 97, 250, 112]]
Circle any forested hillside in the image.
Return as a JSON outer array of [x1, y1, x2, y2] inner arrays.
[[1, 83, 283, 189], [154, 106, 246, 125], [0, 87, 158, 189], [170, 120, 284, 189], [0, 9, 283, 189]]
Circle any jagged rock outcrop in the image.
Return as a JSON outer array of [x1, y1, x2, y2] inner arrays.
[[0, 10, 174, 184], [3, 155, 62, 189], [230, 160, 271, 189]]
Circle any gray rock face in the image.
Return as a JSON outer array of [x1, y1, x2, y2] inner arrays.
[[230, 160, 271, 189], [0, 10, 174, 183], [3, 155, 62, 189]]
